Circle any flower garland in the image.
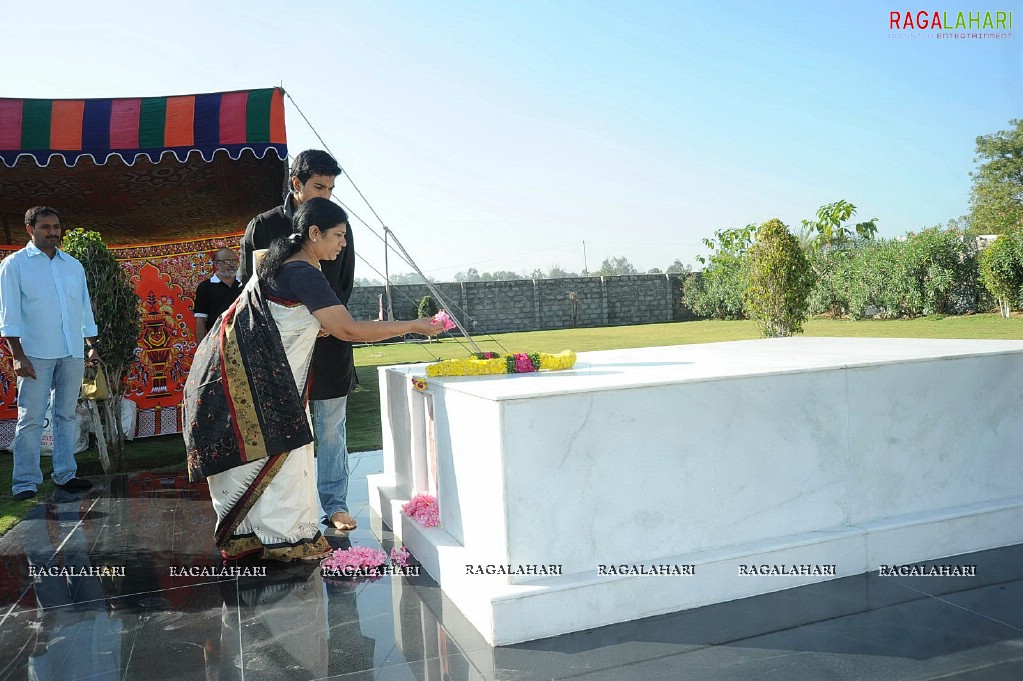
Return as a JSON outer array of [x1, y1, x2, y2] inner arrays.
[[423, 350, 576, 378]]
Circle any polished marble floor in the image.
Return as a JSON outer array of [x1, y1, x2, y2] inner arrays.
[[0, 449, 1022, 680]]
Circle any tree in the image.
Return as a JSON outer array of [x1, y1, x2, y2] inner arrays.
[[970, 119, 1023, 235], [742, 218, 815, 337], [487, 270, 525, 281], [594, 257, 637, 276], [801, 200, 878, 248], [646, 267, 663, 274], [455, 268, 480, 282], [665, 259, 691, 274], [547, 264, 577, 278], [61, 229, 142, 471], [389, 272, 430, 285], [979, 228, 1023, 317], [530, 265, 577, 279]]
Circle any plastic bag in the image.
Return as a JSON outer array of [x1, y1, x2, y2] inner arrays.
[[81, 364, 110, 401]]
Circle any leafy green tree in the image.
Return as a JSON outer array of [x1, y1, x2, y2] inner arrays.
[[696, 224, 756, 265], [802, 200, 878, 248], [970, 119, 1023, 235], [547, 264, 577, 278], [646, 267, 663, 274], [665, 259, 691, 274], [594, 257, 638, 276], [742, 218, 815, 337], [979, 228, 1023, 317], [486, 270, 525, 281], [390, 272, 431, 285], [61, 229, 142, 470]]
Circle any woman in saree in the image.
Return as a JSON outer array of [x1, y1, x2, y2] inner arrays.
[[184, 198, 443, 561]]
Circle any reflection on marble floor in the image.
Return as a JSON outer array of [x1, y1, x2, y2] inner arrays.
[[0, 450, 1021, 681]]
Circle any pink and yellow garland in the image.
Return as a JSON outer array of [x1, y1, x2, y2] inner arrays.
[[422, 350, 576, 378]]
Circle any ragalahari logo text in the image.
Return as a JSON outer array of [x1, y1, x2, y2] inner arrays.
[[889, 10, 1013, 39]]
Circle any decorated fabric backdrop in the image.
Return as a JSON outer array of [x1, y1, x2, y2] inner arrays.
[[0, 235, 239, 447]]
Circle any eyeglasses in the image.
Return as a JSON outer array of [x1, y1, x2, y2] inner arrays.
[[216, 259, 239, 265]]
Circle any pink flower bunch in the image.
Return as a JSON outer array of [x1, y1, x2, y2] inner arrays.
[[320, 545, 388, 575], [433, 310, 457, 331], [513, 353, 537, 373], [390, 546, 411, 568], [402, 493, 440, 527]]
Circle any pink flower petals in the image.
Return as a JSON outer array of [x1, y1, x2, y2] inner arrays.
[[433, 310, 457, 331], [320, 545, 388, 577], [390, 546, 411, 568], [402, 493, 440, 527]]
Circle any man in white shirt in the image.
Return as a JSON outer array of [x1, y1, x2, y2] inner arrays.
[[0, 207, 99, 500]]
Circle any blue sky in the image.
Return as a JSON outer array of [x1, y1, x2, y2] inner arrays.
[[3, 0, 1021, 281]]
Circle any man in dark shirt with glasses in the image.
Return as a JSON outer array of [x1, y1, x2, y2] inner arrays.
[[193, 247, 242, 343]]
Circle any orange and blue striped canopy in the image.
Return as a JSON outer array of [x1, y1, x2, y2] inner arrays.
[[0, 87, 287, 168], [0, 87, 289, 244]]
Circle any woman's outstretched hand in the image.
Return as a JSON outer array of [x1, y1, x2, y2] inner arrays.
[[411, 317, 445, 337]]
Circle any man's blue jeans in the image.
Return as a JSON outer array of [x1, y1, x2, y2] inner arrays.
[[12, 356, 85, 495], [311, 396, 350, 520]]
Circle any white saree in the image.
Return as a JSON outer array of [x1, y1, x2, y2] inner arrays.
[[207, 299, 330, 561]]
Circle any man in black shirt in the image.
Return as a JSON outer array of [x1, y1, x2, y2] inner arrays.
[[240, 150, 359, 532], [193, 247, 242, 343]]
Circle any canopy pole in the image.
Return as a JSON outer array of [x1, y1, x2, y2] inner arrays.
[[383, 228, 395, 321]]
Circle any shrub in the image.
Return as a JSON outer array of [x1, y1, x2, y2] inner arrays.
[[823, 229, 981, 319], [979, 228, 1023, 317], [61, 228, 142, 470], [900, 227, 980, 316], [682, 256, 747, 320], [806, 245, 855, 317], [742, 218, 815, 337], [684, 224, 754, 320], [416, 295, 438, 318]]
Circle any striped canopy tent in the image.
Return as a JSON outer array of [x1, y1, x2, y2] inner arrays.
[[0, 87, 288, 244]]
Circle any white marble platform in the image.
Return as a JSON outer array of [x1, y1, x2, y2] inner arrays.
[[368, 337, 1023, 645]]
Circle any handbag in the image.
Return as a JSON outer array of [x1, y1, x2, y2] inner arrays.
[[81, 363, 110, 401]]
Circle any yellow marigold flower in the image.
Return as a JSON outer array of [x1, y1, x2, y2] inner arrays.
[[538, 350, 577, 370]]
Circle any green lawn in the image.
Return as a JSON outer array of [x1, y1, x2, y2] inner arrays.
[[5, 313, 1023, 535]]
